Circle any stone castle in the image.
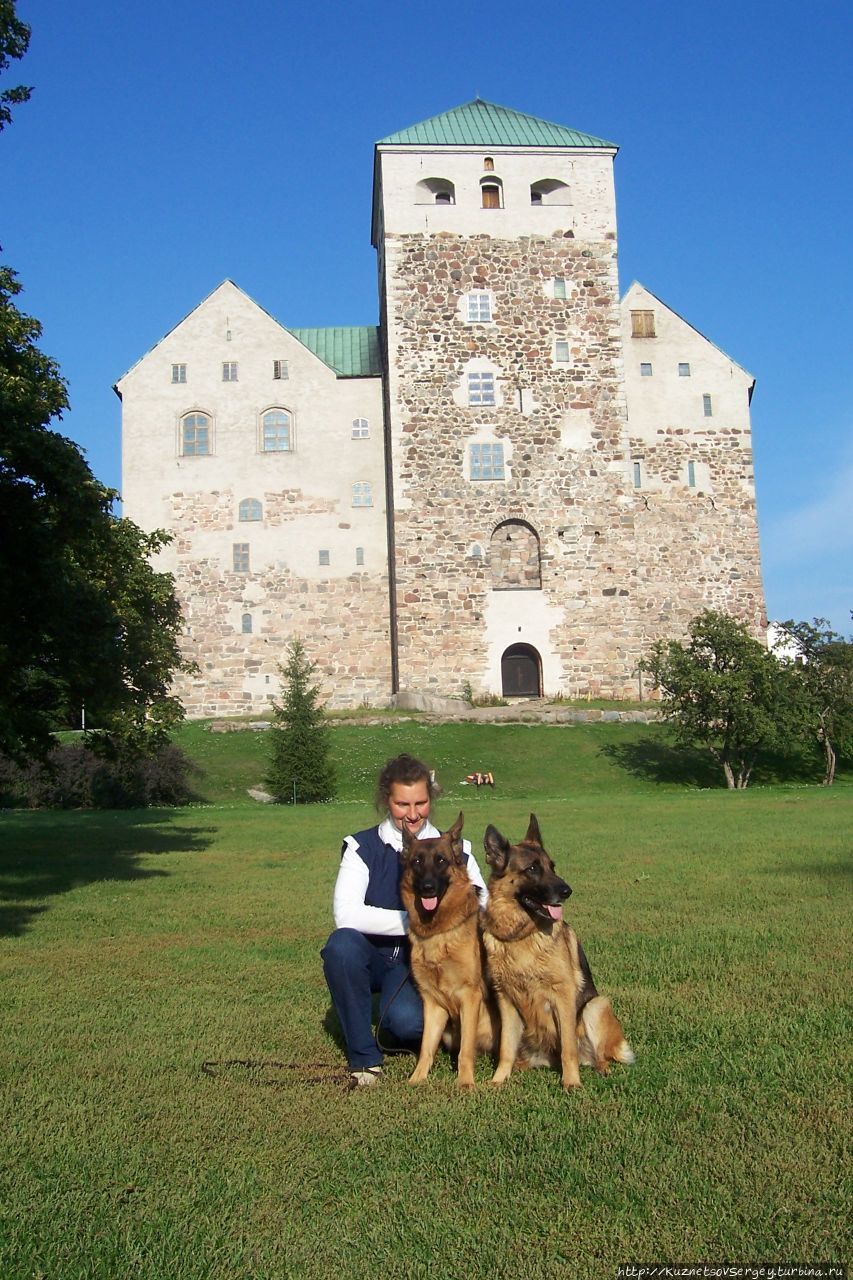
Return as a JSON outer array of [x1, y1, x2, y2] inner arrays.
[[117, 100, 766, 714]]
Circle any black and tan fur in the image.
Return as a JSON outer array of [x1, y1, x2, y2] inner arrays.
[[482, 814, 634, 1090], [399, 813, 498, 1088]]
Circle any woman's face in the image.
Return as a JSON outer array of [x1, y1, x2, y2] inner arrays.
[[387, 779, 431, 837]]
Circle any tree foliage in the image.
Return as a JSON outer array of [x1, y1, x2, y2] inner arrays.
[[774, 617, 853, 786], [0, 0, 31, 131], [643, 609, 798, 789], [266, 640, 336, 804], [0, 266, 193, 760]]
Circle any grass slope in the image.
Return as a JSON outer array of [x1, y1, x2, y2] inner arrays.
[[0, 722, 850, 1278]]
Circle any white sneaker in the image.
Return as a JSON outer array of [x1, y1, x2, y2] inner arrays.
[[350, 1066, 383, 1087]]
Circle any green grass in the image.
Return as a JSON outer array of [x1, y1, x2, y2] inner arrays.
[[1, 722, 850, 1278]]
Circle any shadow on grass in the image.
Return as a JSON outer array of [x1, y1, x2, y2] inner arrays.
[[599, 738, 721, 787], [601, 736, 829, 790], [0, 809, 215, 938]]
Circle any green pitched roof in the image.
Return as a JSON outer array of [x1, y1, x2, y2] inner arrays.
[[288, 326, 382, 378], [377, 99, 616, 149]]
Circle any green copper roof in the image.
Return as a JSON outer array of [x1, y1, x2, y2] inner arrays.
[[289, 326, 382, 378], [377, 99, 617, 149]]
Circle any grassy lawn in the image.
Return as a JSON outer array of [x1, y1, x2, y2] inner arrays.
[[1, 722, 850, 1279]]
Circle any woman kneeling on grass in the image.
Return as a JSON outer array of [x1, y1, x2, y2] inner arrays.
[[321, 752, 488, 1087]]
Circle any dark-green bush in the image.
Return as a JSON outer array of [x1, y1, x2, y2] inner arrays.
[[0, 741, 198, 809]]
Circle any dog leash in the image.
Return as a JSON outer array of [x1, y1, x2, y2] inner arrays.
[[374, 967, 418, 1057]]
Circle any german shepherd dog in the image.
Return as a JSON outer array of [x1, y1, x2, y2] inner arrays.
[[399, 813, 498, 1088], [482, 814, 634, 1090]]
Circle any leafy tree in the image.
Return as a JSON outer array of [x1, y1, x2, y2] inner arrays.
[[773, 617, 853, 786], [0, 266, 193, 760], [0, 0, 31, 132], [643, 609, 797, 789], [266, 640, 336, 803]]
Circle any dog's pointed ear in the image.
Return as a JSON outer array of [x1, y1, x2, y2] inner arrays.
[[484, 824, 510, 874], [525, 813, 543, 847], [448, 811, 465, 862]]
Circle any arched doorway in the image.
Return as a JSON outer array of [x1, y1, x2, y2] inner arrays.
[[501, 644, 542, 698]]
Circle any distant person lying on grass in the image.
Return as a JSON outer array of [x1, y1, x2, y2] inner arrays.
[[321, 752, 488, 1088], [463, 771, 494, 787]]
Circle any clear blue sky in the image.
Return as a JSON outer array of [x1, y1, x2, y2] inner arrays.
[[4, 0, 851, 632]]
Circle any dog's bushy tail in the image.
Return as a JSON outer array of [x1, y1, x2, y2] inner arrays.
[[577, 995, 635, 1069]]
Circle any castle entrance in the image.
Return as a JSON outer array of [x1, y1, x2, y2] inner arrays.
[[500, 644, 542, 698]]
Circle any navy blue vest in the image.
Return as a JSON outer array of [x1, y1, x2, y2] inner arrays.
[[344, 826, 471, 916]]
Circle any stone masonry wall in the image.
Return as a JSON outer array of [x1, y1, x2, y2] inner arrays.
[[383, 229, 764, 698]]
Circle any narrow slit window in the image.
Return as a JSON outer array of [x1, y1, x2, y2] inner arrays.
[[241, 613, 253, 634], [703, 394, 713, 416], [355, 547, 365, 566], [633, 461, 642, 489], [687, 461, 696, 488]]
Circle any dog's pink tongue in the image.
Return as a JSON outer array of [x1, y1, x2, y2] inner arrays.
[[421, 896, 438, 912], [545, 904, 563, 921]]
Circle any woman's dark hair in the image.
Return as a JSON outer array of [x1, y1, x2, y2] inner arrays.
[[375, 753, 438, 812]]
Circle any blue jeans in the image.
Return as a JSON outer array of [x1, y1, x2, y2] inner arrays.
[[321, 928, 424, 1070]]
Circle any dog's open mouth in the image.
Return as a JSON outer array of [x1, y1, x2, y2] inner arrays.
[[520, 895, 563, 922], [419, 895, 439, 913]]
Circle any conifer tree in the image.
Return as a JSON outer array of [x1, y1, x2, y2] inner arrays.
[[266, 640, 336, 803]]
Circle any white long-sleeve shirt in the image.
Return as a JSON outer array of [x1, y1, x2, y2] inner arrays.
[[332, 816, 488, 938]]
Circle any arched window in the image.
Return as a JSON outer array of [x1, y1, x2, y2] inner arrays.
[[352, 418, 369, 439], [238, 498, 262, 522], [483, 156, 495, 171], [530, 178, 571, 206], [181, 412, 211, 456], [261, 409, 292, 452], [416, 177, 456, 205], [241, 613, 253, 634], [489, 520, 541, 590], [352, 482, 373, 507], [481, 179, 502, 209]]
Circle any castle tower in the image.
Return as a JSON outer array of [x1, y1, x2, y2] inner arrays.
[[373, 100, 634, 699]]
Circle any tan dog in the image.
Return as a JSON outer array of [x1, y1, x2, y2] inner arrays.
[[399, 813, 498, 1088], [482, 814, 634, 1090]]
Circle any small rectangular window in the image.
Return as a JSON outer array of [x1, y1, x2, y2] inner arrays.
[[319, 549, 330, 566], [467, 292, 491, 323], [678, 363, 691, 376], [703, 394, 713, 417], [553, 278, 567, 300], [171, 363, 186, 383], [554, 341, 570, 363], [631, 310, 656, 338], [222, 362, 238, 382], [352, 482, 373, 508], [273, 360, 289, 380], [467, 372, 495, 405], [640, 362, 653, 377], [352, 418, 370, 439], [232, 543, 250, 573], [470, 442, 505, 481], [687, 461, 696, 488], [633, 461, 642, 488], [355, 547, 365, 566]]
